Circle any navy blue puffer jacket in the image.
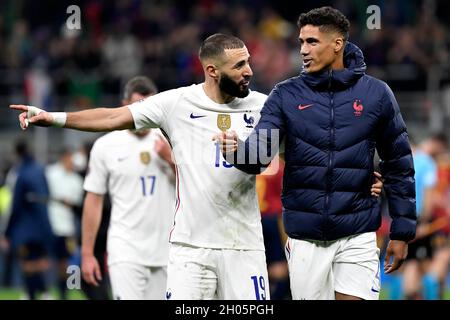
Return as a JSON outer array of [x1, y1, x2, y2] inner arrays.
[[233, 42, 416, 242]]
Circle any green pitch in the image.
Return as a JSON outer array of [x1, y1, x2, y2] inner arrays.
[[0, 288, 449, 300], [0, 288, 87, 300]]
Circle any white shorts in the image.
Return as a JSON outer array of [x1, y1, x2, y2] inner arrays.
[[286, 232, 380, 300], [109, 262, 167, 300], [166, 243, 269, 300]]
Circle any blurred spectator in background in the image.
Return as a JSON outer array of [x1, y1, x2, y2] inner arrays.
[[45, 148, 84, 299], [101, 17, 143, 93], [0, 164, 18, 288], [3, 140, 54, 299], [0, 168, 13, 283], [0, 169, 12, 233]]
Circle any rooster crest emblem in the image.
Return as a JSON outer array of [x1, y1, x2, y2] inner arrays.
[[353, 99, 364, 117], [243, 113, 255, 128]]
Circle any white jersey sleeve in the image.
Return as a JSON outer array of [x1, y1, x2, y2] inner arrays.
[[84, 139, 108, 195], [127, 88, 181, 131]]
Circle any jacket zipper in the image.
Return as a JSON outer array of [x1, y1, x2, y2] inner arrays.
[[324, 70, 335, 241]]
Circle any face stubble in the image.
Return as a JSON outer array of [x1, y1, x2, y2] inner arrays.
[[219, 73, 250, 98]]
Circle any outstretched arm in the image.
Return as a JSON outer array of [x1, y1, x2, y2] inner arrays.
[[10, 104, 135, 132]]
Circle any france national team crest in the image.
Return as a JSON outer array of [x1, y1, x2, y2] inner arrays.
[[243, 113, 254, 128], [140, 151, 151, 164], [353, 99, 364, 117], [217, 114, 231, 132]]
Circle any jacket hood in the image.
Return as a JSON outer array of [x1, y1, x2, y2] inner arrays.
[[301, 42, 366, 91]]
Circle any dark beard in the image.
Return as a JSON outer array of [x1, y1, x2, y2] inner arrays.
[[219, 74, 250, 98]]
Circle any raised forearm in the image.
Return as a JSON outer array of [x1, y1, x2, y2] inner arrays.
[[66, 106, 134, 132], [10, 104, 135, 132]]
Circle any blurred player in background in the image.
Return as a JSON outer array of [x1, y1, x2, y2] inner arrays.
[[3, 141, 54, 299], [433, 151, 450, 299], [402, 133, 449, 299], [81, 76, 175, 300], [46, 148, 84, 299], [10, 33, 382, 300], [75, 141, 112, 300]]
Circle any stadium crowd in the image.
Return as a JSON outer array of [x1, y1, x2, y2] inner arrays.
[[0, 0, 449, 103]]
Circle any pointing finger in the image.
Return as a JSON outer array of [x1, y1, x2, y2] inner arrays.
[[10, 104, 29, 112]]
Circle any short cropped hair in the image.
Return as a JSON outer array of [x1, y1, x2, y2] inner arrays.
[[198, 33, 245, 62], [123, 76, 158, 101], [297, 6, 350, 41]]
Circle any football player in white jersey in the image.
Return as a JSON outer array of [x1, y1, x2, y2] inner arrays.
[[11, 34, 381, 300], [80, 76, 176, 300]]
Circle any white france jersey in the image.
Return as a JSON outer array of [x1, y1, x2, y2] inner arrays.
[[84, 130, 175, 266], [128, 83, 267, 251]]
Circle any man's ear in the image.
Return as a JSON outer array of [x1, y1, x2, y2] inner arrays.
[[206, 64, 219, 80], [334, 37, 345, 53]]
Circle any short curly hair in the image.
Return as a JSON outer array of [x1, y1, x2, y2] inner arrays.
[[297, 7, 350, 41]]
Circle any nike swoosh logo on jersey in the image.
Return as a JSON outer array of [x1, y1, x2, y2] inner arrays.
[[190, 113, 206, 119], [117, 156, 129, 162], [371, 286, 380, 293], [298, 104, 314, 110]]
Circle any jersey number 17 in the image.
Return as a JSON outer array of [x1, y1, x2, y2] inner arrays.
[[140, 175, 156, 196]]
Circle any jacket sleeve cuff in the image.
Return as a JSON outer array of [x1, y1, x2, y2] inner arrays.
[[389, 216, 416, 242]]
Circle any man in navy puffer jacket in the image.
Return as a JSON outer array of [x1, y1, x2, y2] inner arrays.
[[217, 7, 416, 300]]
